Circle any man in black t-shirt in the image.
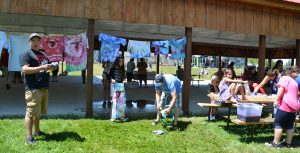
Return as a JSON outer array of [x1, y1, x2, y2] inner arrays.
[[20, 33, 54, 145]]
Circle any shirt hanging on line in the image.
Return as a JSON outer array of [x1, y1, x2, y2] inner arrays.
[[8, 35, 28, 71], [169, 37, 186, 59], [40, 36, 64, 62], [127, 40, 151, 59], [151, 40, 169, 56], [64, 33, 88, 72], [99, 33, 127, 62]]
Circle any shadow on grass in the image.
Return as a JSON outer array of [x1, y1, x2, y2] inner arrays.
[[219, 124, 275, 143], [38, 131, 85, 142], [177, 120, 192, 131]]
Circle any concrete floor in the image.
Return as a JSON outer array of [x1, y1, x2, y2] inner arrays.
[[0, 75, 219, 119]]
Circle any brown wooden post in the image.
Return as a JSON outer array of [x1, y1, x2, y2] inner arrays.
[[156, 54, 160, 74], [296, 39, 300, 67], [218, 55, 222, 71], [81, 69, 86, 84], [244, 57, 248, 67], [268, 58, 272, 70], [182, 27, 192, 116], [258, 35, 266, 81], [291, 58, 294, 66], [85, 19, 95, 118]]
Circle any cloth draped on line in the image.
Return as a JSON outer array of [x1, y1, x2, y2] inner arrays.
[[0, 31, 9, 59], [111, 83, 126, 121], [152, 40, 169, 56], [99, 33, 127, 62], [8, 35, 28, 71], [169, 37, 186, 59], [64, 33, 88, 72], [127, 40, 151, 59], [40, 36, 64, 62]]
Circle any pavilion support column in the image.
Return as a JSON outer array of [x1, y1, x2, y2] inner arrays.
[[85, 19, 95, 118], [244, 57, 248, 67], [258, 35, 266, 82], [156, 55, 160, 74], [182, 27, 192, 117], [218, 55, 222, 71], [268, 58, 272, 70], [296, 39, 300, 67], [291, 58, 294, 66]]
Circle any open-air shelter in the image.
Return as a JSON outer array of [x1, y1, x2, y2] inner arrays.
[[1, 0, 300, 117]]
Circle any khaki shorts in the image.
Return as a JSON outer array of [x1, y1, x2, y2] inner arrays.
[[25, 89, 48, 117], [159, 92, 182, 109]]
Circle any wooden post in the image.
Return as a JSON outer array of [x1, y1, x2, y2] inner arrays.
[[156, 54, 160, 74], [85, 19, 95, 118], [291, 58, 294, 66], [258, 35, 266, 81], [268, 58, 272, 70], [81, 69, 86, 84], [244, 57, 248, 67], [182, 27, 192, 116], [218, 55, 222, 71], [296, 39, 300, 67]]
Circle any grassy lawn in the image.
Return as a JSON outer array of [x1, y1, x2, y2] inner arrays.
[[59, 62, 243, 80], [0, 117, 298, 153]]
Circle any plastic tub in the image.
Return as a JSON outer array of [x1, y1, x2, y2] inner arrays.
[[237, 103, 263, 122]]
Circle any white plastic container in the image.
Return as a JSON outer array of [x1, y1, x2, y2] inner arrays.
[[237, 103, 263, 122], [243, 83, 251, 96]]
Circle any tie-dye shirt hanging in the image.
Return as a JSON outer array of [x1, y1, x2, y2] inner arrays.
[[111, 83, 126, 121], [8, 35, 28, 71], [151, 40, 169, 56], [99, 33, 127, 62], [0, 31, 9, 58], [40, 36, 64, 62], [128, 40, 151, 59], [64, 33, 88, 72], [169, 37, 186, 59]]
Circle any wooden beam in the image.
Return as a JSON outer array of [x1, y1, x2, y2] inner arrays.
[[230, 0, 300, 13], [258, 35, 266, 81], [296, 39, 300, 67], [85, 19, 95, 118], [183, 27, 192, 117]]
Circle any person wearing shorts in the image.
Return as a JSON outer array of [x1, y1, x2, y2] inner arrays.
[[20, 33, 55, 145], [265, 66, 299, 148], [153, 74, 182, 129]]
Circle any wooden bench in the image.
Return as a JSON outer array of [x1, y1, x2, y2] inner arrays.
[[198, 102, 236, 125], [231, 118, 274, 125], [191, 79, 205, 88]]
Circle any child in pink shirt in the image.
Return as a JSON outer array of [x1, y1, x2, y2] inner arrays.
[[266, 66, 299, 148]]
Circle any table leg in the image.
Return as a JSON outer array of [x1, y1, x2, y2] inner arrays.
[[227, 105, 232, 130], [208, 107, 211, 122]]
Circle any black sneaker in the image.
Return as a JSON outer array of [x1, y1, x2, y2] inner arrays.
[[265, 141, 282, 148], [107, 101, 112, 107], [280, 142, 293, 149], [6, 84, 10, 90], [102, 101, 107, 106], [25, 137, 36, 145], [34, 131, 46, 137]]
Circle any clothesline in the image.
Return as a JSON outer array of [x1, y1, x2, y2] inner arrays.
[[0, 31, 88, 72], [98, 33, 187, 63]]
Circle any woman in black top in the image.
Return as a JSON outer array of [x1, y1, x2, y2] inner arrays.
[[110, 57, 126, 83]]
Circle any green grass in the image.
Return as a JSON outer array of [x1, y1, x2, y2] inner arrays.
[[0, 117, 298, 153], [60, 62, 243, 80]]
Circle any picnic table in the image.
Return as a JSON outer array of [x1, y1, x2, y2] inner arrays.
[[191, 74, 204, 88], [198, 94, 276, 129]]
